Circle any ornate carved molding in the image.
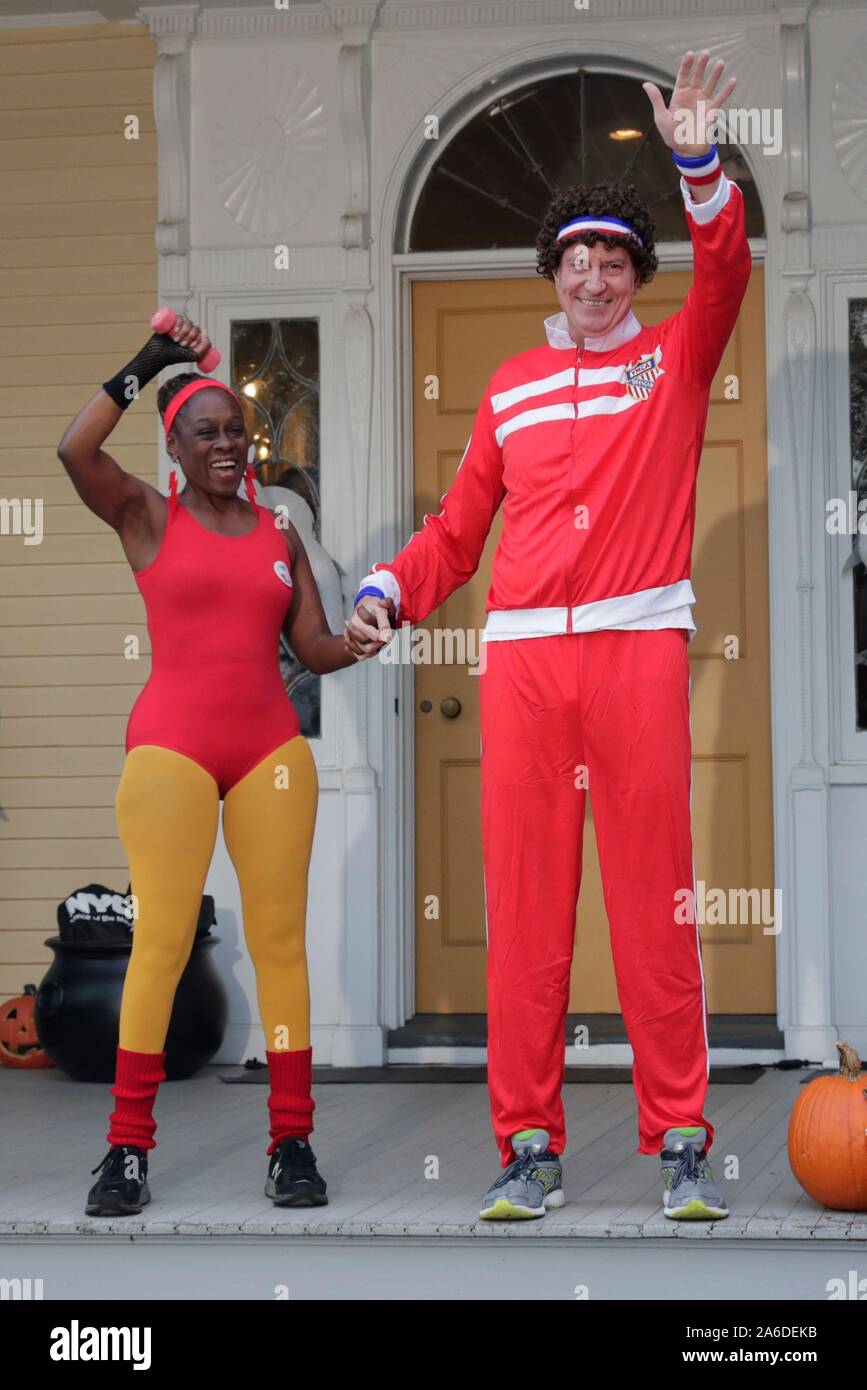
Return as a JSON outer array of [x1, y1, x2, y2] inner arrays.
[[783, 280, 819, 768], [176, 0, 858, 40], [652, 23, 779, 65], [780, 13, 810, 239], [139, 7, 198, 260], [323, 1, 383, 41], [376, 0, 833, 28], [832, 36, 867, 206], [152, 52, 189, 257], [336, 41, 371, 249], [137, 4, 200, 41], [196, 4, 334, 37], [372, 33, 509, 158], [210, 59, 327, 237]]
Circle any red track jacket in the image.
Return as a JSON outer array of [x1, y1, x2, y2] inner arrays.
[[357, 174, 752, 641]]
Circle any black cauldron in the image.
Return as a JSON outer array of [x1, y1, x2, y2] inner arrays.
[[35, 936, 228, 1082]]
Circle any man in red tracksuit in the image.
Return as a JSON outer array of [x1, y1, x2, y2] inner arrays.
[[346, 53, 751, 1221]]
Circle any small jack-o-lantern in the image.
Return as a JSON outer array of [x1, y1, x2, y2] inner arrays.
[[0, 984, 54, 1069]]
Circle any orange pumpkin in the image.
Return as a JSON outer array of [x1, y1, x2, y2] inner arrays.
[[0, 984, 54, 1069], [788, 1041, 867, 1210]]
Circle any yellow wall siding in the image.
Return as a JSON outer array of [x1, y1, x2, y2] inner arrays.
[[0, 22, 157, 998]]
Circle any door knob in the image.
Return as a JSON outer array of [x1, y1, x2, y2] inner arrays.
[[440, 697, 462, 719]]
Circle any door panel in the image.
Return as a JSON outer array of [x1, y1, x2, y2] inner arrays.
[[413, 272, 774, 1014]]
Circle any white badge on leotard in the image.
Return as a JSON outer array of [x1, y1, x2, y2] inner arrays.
[[274, 560, 293, 588]]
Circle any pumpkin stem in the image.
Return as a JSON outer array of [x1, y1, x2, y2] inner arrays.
[[835, 1040, 863, 1080]]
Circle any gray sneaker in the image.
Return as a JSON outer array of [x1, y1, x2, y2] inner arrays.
[[660, 1126, 728, 1220], [479, 1129, 565, 1221]]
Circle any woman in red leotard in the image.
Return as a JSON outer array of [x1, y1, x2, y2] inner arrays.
[[57, 313, 360, 1217]]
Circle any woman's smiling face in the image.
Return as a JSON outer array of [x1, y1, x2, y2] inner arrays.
[[553, 239, 641, 346], [167, 390, 248, 496]]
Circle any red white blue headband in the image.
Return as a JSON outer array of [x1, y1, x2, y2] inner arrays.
[[556, 215, 644, 249]]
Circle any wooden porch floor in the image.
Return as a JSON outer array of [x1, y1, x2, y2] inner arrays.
[[1, 1063, 863, 1299]]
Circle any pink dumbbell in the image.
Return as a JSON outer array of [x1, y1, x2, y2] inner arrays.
[[150, 308, 221, 373]]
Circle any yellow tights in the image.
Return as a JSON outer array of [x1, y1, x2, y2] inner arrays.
[[115, 737, 318, 1054]]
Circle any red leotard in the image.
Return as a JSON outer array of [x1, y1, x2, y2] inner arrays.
[[126, 476, 301, 797]]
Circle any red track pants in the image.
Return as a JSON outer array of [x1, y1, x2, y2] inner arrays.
[[478, 627, 713, 1166]]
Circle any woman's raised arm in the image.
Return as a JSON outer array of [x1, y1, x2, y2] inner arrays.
[[56, 316, 213, 530]]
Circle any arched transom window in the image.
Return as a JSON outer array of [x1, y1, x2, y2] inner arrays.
[[404, 70, 764, 253]]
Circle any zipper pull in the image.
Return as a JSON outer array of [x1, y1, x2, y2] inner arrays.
[[567, 345, 583, 636]]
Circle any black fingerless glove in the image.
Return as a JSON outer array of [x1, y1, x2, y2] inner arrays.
[[101, 332, 204, 410]]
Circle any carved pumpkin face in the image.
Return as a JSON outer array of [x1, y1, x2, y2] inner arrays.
[[0, 987, 53, 1070]]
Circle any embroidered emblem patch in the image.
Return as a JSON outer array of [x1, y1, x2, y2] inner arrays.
[[624, 348, 663, 400], [274, 560, 293, 588]]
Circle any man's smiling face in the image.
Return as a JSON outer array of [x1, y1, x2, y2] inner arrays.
[[553, 238, 641, 346]]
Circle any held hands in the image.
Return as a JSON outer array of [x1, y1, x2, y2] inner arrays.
[[642, 50, 736, 157], [343, 597, 396, 662]]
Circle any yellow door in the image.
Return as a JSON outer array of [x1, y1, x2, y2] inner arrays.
[[413, 271, 774, 1015]]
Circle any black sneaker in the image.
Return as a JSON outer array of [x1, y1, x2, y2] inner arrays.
[[265, 1137, 328, 1207], [86, 1145, 150, 1217]]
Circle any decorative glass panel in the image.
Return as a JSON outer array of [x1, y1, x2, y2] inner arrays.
[[231, 318, 322, 737], [406, 71, 765, 251], [849, 300, 867, 730]]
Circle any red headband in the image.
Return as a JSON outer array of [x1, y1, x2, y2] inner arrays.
[[162, 378, 242, 437]]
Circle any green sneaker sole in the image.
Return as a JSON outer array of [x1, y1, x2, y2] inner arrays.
[[479, 1197, 545, 1220], [479, 1189, 565, 1221], [664, 1197, 729, 1221]]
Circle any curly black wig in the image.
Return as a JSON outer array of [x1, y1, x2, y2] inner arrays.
[[536, 182, 659, 285], [157, 371, 206, 428]]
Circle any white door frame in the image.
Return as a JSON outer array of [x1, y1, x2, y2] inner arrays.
[[382, 241, 772, 1040], [370, 42, 835, 1065]]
